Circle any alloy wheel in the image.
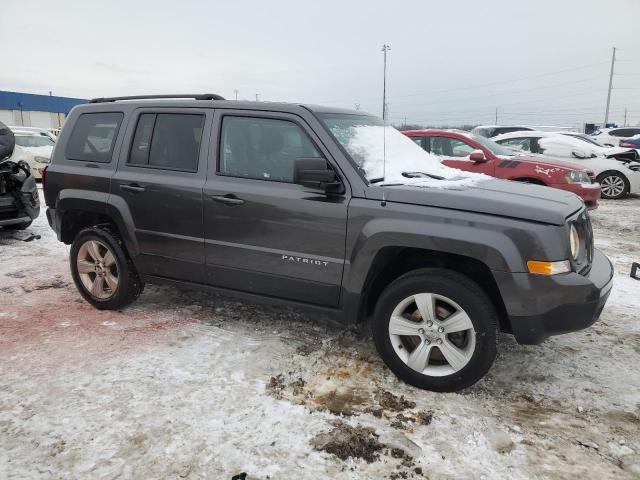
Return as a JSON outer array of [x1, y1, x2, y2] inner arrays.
[[76, 240, 119, 299], [388, 293, 476, 377], [600, 175, 625, 198]]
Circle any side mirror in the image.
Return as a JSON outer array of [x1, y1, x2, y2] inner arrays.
[[294, 158, 344, 194], [469, 149, 487, 162]]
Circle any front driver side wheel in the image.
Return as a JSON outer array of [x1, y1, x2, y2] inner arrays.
[[372, 268, 497, 392]]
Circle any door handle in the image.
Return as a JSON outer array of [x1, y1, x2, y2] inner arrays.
[[121, 183, 146, 193], [208, 194, 245, 206]]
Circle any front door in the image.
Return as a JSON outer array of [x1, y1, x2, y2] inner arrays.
[[202, 112, 349, 307], [111, 108, 211, 283], [430, 136, 495, 176]]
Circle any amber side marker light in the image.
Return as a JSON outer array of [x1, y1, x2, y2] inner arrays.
[[527, 260, 571, 275]]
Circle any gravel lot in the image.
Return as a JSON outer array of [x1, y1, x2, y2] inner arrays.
[[1, 191, 639, 479]]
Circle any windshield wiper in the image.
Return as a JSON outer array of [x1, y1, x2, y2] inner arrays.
[[401, 171, 445, 180]]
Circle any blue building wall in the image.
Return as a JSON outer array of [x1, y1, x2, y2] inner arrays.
[[0, 90, 87, 114]]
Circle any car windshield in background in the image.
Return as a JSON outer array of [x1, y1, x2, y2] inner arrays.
[[563, 133, 604, 147], [468, 134, 517, 156], [15, 135, 55, 147], [317, 113, 453, 182]]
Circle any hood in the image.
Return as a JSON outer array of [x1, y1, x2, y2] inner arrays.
[[367, 178, 583, 225], [500, 154, 587, 171], [603, 147, 639, 162]]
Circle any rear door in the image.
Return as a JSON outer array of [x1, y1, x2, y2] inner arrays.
[[111, 108, 212, 283], [202, 111, 349, 307]]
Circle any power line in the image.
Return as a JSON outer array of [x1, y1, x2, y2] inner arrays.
[[318, 59, 611, 104]]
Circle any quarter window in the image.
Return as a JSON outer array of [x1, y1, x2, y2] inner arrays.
[[219, 116, 322, 182], [66, 112, 123, 163], [129, 113, 205, 171]]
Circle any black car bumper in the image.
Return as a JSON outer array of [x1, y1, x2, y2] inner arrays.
[[46, 207, 61, 239], [494, 249, 614, 345]]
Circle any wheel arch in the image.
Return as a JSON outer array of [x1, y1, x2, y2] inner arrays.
[[347, 246, 510, 334]]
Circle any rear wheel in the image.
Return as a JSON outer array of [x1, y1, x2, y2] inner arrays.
[[372, 268, 497, 392], [70, 226, 144, 309], [598, 171, 629, 199]]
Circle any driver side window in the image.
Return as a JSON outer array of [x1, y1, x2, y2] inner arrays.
[[499, 137, 532, 152], [219, 116, 322, 183], [431, 137, 474, 157]]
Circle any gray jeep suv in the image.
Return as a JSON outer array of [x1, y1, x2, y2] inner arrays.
[[43, 94, 614, 391]]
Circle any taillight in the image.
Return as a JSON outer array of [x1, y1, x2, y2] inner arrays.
[[620, 141, 636, 148]]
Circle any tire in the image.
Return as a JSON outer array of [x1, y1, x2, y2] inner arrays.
[[372, 268, 497, 392], [69, 225, 144, 310], [3, 220, 32, 231], [597, 171, 629, 200]]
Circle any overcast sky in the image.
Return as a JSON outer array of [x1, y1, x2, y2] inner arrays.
[[2, 0, 639, 127]]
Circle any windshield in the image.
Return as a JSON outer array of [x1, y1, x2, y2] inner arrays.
[[562, 133, 603, 146], [317, 113, 468, 183], [15, 135, 55, 148], [466, 134, 517, 156]]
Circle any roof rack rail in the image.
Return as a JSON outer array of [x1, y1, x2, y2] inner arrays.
[[89, 94, 226, 103]]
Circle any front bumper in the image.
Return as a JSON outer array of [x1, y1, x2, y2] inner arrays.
[[552, 182, 601, 210], [494, 249, 614, 344]]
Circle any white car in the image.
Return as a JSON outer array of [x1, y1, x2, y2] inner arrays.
[[9, 132, 55, 179], [590, 127, 640, 147], [493, 131, 640, 200]]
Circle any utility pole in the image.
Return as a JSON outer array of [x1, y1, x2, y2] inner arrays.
[[604, 46, 616, 126], [354, 103, 360, 111], [234, 89, 239, 101], [255, 93, 259, 102], [624, 108, 628, 126], [382, 44, 391, 121], [495, 107, 498, 124]]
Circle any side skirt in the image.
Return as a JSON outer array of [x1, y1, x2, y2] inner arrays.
[[141, 274, 348, 324]]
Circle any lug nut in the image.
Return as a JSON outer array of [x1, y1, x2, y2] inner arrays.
[[418, 328, 425, 334], [426, 321, 433, 327], [436, 339, 443, 345], [424, 339, 431, 345], [438, 326, 444, 333]]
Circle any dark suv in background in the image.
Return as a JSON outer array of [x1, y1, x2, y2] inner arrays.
[[43, 94, 614, 391]]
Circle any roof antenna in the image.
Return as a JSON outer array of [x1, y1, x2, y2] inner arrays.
[[381, 44, 391, 207]]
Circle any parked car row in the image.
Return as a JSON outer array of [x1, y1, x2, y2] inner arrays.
[[407, 125, 640, 204], [404, 130, 602, 208]]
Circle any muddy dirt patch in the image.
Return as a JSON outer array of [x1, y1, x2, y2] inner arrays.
[[311, 421, 385, 463]]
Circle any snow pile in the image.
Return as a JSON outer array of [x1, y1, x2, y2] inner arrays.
[[344, 126, 488, 189]]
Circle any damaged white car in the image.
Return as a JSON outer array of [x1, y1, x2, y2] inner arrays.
[[494, 131, 640, 200]]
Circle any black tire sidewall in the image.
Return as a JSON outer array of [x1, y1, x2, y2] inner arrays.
[[598, 172, 629, 200], [372, 269, 497, 392], [69, 227, 136, 310]]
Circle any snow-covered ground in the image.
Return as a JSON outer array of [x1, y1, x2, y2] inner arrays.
[[1, 191, 639, 479]]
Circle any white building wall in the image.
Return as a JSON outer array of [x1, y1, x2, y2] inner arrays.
[[0, 110, 12, 124]]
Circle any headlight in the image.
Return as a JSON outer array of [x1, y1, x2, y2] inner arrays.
[[569, 224, 580, 260], [34, 156, 50, 164], [565, 171, 591, 184]]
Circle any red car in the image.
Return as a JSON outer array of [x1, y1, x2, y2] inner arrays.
[[404, 130, 601, 210]]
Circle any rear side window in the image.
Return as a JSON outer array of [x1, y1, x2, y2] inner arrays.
[[66, 112, 123, 162], [129, 113, 205, 171]]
